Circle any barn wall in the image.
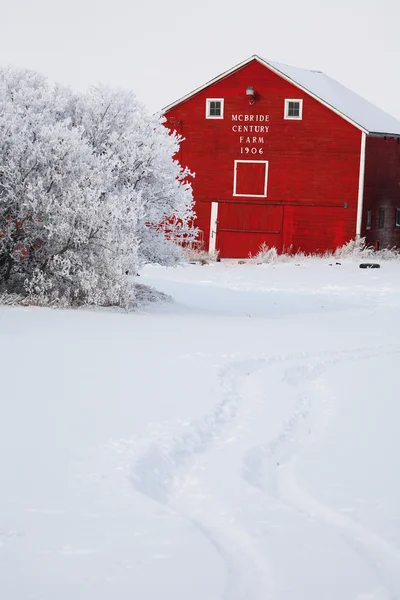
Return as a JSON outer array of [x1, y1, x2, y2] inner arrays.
[[362, 136, 400, 249], [165, 59, 362, 257]]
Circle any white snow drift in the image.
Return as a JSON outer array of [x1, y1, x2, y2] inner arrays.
[[1, 260, 400, 600]]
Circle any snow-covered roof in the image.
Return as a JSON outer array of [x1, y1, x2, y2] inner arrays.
[[267, 58, 400, 136], [163, 55, 400, 136]]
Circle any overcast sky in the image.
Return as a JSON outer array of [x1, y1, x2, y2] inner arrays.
[[1, 0, 399, 118]]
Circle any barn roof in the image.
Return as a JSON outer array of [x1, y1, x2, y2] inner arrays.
[[163, 55, 400, 136]]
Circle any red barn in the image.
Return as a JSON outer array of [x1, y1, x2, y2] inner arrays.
[[163, 55, 400, 258]]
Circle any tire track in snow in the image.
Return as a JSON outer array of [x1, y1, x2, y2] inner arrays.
[[128, 356, 276, 600], [278, 461, 400, 600], [190, 515, 273, 600], [242, 347, 400, 600], [117, 346, 400, 599], [126, 348, 365, 595], [129, 350, 336, 504], [128, 351, 349, 597], [130, 358, 266, 503]]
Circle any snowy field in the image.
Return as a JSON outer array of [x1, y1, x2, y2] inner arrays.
[[1, 259, 400, 600]]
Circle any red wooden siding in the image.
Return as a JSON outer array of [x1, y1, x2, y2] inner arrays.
[[362, 136, 400, 249], [282, 205, 351, 254], [165, 59, 364, 257]]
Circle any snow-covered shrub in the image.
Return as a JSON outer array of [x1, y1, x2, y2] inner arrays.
[[334, 238, 400, 261], [183, 246, 219, 264], [250, 237, 400, 265], [0, 68, 195, 307], [249, 243, 280, 264], [249, 243, 300, 264], [333, 238, 375, 260], [374, 247, 400, 261]]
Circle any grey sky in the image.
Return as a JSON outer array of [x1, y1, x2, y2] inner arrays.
[[1, 0, 399, 118]]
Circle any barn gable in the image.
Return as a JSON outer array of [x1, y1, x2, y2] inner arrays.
[[163, 55, 400, 136]]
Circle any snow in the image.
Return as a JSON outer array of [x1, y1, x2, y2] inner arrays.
[[268, 58, 400, 136], [1, 259, 400, 600]]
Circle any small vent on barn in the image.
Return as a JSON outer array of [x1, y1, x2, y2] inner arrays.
[[233, 160, 269, 197]]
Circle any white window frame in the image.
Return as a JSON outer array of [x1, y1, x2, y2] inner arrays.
[[233, 160, 269, 198], [206, 98, 224, 119], [284, 99, 303, 120], [396, 208, 400, 227]]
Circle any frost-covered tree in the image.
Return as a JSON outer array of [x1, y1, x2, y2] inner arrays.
[[71, 86, 195, 265], [0, 68, 194, 307]]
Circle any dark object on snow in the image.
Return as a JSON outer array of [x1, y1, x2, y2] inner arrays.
[[336, 262, 341, 265], [216, 257, 221, 262], [359, 263, 380, 269]]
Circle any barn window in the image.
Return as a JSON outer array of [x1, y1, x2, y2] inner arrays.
[[396, 208, 400, 227], [366, 209, 372, 230], [206, 98, 224, 119], [379, 208, 385, 229], [233, 160, 269, 197], [284, 99, 303, 120]]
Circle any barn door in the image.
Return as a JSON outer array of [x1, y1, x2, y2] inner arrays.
[[216, 203, 283, 258]]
